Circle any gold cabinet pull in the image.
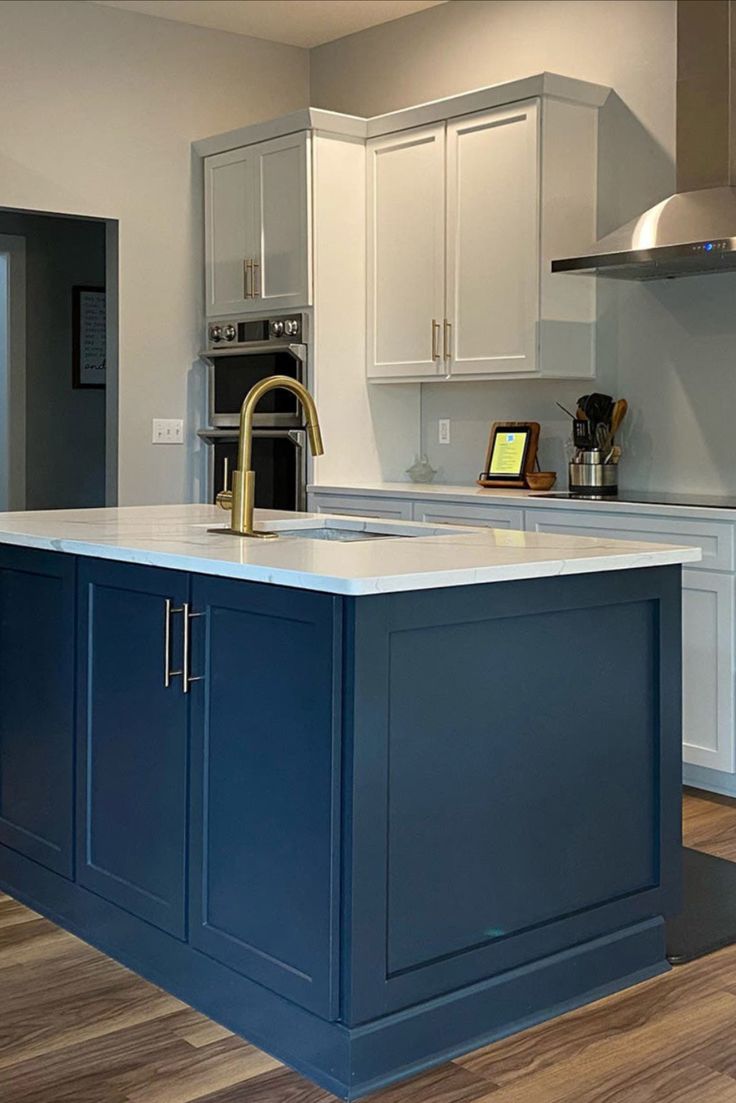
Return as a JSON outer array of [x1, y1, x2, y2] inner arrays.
[[182, 603, 204, 694], [443, 319, 452, 361], [431, 319, 441, 360], [164, 598, 184, 688]]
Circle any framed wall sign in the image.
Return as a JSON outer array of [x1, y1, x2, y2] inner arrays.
[[477, 421, 540, 487], [73, 286, 106, 389]]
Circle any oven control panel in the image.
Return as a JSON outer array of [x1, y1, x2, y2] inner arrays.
[[207, 315, 303, 346]]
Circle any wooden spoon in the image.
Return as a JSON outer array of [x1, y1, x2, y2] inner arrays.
[[609, 399, 628, 439]]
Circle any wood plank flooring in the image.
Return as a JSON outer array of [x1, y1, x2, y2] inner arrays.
[[1, 790, 735, 1102]]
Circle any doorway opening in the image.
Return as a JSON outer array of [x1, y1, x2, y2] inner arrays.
[[0, 209, 118, 511]]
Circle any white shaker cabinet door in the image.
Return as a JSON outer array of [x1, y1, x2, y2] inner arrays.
[[205, 147, 258, 317], [682, 570, 736, 773], [367, 125, 446, 380], [252, 132, 312, 312], [446, 101, 540, 377]]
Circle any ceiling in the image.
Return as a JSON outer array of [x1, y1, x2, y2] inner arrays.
[[91, 0, 448, 48]]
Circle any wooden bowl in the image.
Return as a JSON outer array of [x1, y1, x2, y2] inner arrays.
[[525, 471, 557, 491]]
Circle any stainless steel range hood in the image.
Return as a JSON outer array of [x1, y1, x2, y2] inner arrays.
[[553, 1, 736, 281]]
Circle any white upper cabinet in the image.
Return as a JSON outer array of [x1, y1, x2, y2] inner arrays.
[[446, 103, 539, 376], [367, 96, 597, 383], [205, 133, 311, 317], [367, 125, 446, 379], [254, 133, 311, 312], [199, 78, 603, 371], [204, 147, 257, 316]]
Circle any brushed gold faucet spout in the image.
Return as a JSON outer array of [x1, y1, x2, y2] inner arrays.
[[216, 375, 324, 538], [306, 419, 324, 458]]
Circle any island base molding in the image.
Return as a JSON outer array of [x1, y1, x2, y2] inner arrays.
[[0, 847, 666, 1099]]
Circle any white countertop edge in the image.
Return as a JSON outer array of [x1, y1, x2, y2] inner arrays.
[[309, 483, 736, 522], [0, 527, 700, 596]]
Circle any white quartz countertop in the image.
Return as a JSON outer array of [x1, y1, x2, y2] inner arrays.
[[0, 504, 700, 595]]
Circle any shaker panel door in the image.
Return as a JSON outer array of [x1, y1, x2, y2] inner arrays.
[[253, 132, 311, 311], [681, 570, 735, 773], [205, 147, 258, 316], [77, 560, 189, 937], [189, 575, 341, 1017], [367, 125, 446, 379], [0, 547, 75, 877], [446, 101, 540, 376]]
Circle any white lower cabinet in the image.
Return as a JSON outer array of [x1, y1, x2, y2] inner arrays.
[[527, 507, 736, 775], [308, 492, 413, 521], [522, 508, 733, 571], [411, 500, 525, 530], [681, 571, 735, 774]]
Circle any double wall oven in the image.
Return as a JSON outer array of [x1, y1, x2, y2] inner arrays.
[[198, 314, 309, 511]]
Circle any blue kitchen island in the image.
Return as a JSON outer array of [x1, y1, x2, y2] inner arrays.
[[0, 505, 698, 1098]]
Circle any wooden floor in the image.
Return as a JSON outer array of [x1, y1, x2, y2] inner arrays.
[[2, 791, 736, 1102]]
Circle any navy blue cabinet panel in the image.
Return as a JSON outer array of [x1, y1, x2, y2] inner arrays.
[[387, 597, 657, 972], [76, 560, 190, 938], [0, 547, 75, 878], [345, 568, 682, 1022], [189, 576, 342, 1019]]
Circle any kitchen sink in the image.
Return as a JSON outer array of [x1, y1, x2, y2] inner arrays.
[[202, 518, 472, 540], [280, 526, 394, 542], [269, 518, 483, 540]]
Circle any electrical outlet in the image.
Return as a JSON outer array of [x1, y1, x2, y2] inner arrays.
[[152, 418, 184, 444], [438, 418, 451, 445]]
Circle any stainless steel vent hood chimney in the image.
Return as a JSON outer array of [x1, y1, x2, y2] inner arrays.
[[553, 0, 736, 280]]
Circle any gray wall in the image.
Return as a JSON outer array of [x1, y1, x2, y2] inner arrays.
[[0, 211, 106, 509], [309, 1, 736, 495], [0, 0, 309, 505]]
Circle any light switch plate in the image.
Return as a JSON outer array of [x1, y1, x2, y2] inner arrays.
[[152, 418, 184, 444], [438, 418, 451, 445]]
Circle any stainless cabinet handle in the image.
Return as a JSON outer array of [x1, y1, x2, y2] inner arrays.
[[164, 598, 184, 688], [443, 319, 452, 361], [243, 258, 252, 299], [431, 319, 441, 360], [182, 603, 204, 694], [222, 456, 230, 495], [252, 260, 260, 298]]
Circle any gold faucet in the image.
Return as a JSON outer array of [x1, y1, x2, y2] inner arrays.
[[215, 375, 324, 538]]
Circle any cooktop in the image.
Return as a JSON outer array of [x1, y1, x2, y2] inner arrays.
[[530, 490, 736, 510]]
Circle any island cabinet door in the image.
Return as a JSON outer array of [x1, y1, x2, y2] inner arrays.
[[0, 546, 75, 878], [188, 575, 342, 1020], [343, 568, 682, 1023], [76, 560, 190, 939]]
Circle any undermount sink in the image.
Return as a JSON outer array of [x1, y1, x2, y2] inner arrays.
[[273, 519, 479, 540], [202, 518, 469, 541], [280, 526, 394, 542]]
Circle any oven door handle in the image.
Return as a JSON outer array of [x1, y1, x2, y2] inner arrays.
[[251, 429, 306, 440], [198, 429, 307, 442], [200, 342, 307, 361]]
